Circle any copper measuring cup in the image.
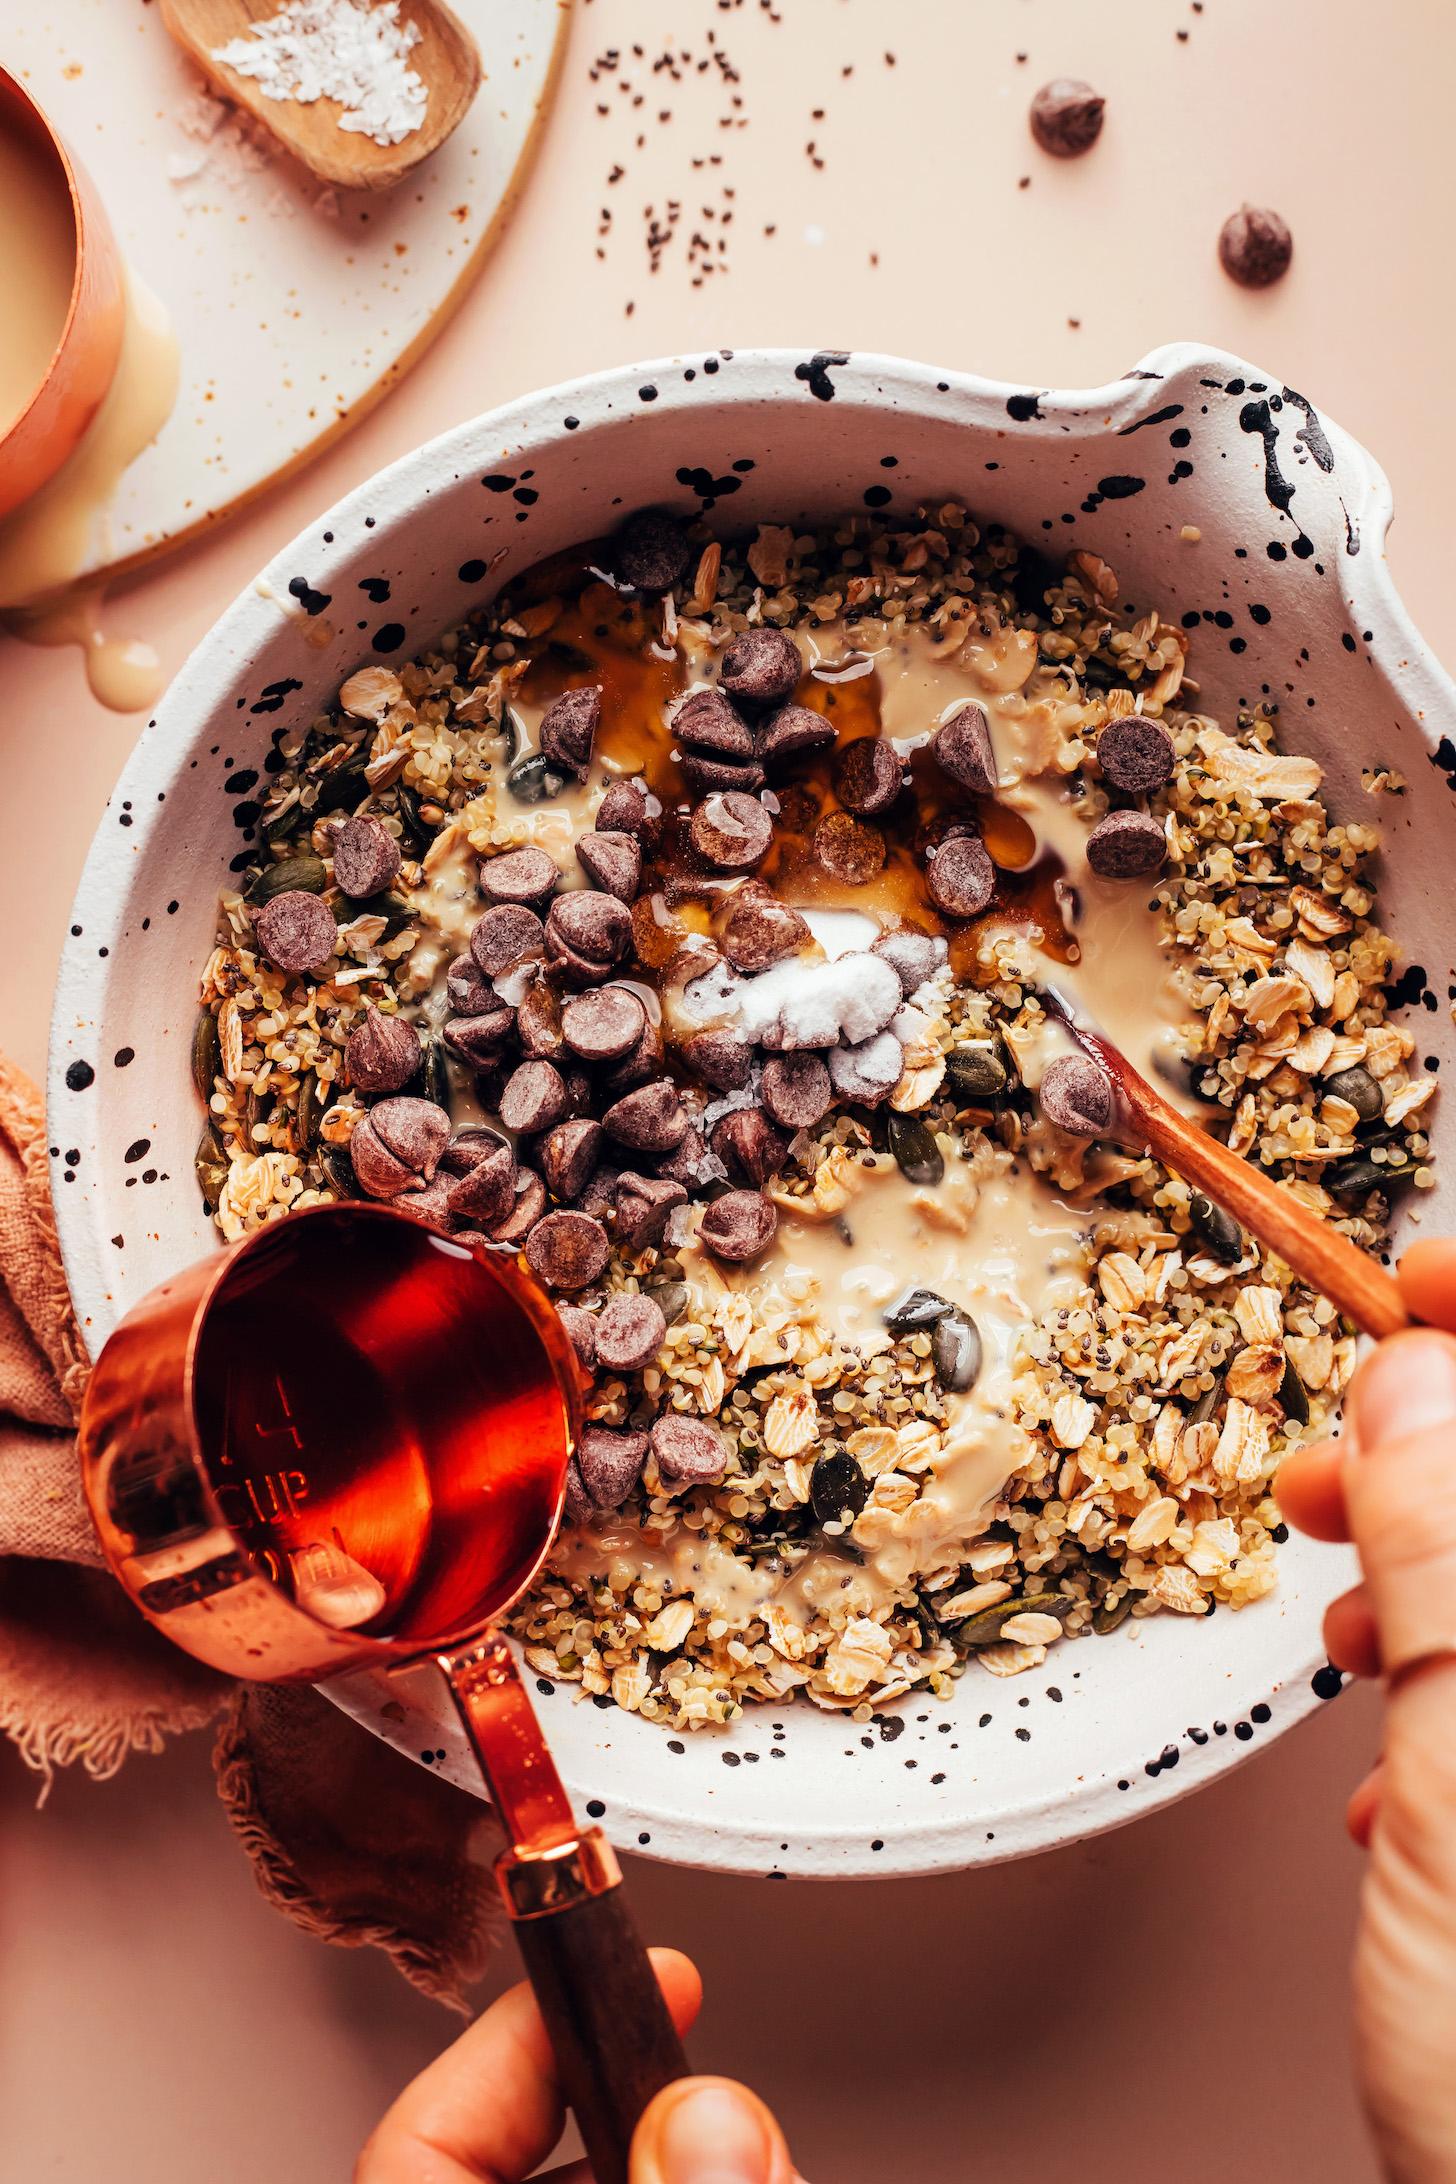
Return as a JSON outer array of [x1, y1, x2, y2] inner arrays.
[[78, 1200, 687, 2184]]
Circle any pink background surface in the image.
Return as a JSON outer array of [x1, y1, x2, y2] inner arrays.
[[2, 0, 1441, 2173]]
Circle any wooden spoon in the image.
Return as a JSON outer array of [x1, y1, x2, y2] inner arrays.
[[1046, 997, 1410, 1340], [159, 0, 482, 192]]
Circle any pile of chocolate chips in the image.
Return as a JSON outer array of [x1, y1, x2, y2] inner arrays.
[[248, 509, 1177, 1506]]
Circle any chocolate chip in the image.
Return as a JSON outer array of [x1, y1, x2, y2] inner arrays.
[[683, 1029, 754, 1091], [440, 1124, 511, 1177], [446, 1141, 517, 1225], [1086, 809, 1167, 879], [546, 892, 632, 980], [614, 1172, 687, 1250], [1038, 1053, 1114, 1137], [499, 1059, 570, 1135], [577, 1157, 624, 1222], [814, 809, 886, 885], [331, 815, 401, 899], [828, 1031, 903, 1105], [563, 1460, 592, 1524], [690, 790, 773, 872], [926, 834, 995, 917], [562, 985, 648, 1061], [872, 929, 941, 997], [348, 1123, 416, 1199], [345, 1006, 421, 1094], [655, 1123, 726, 1191], [649, 1413, 729, 1486], [254, 890, 337, 974], [370, 1097, 449, 1170], [720, 888, 809, 973], [672, 688, 756, 757], [541, 1117, 605, 1201], [594, 1293, 668, 1373], [488, 1169, 547, 1246], [351, 1098, 451, 1196], [471, 904, 545, 979], [613, 508, 692, 593], [1218, 204, 1293, 288], [758, 702, 837, 765], [599, 1016, 665, 1094], [1030, 78, 1105, 156], [834, 738, 904, 817], [1096, 715, 1175, 796], [443, 1008, 516, 1065], [719, 627, 802, 707], [699, 1189, 777, 1264], [393, 1175, 457, 1228], [481, 845, 557, 905], [447, 952, 495, 1014], [538, 686, 600, 781], [577, 1424, 649, 1508], [930, 703, 998, 795], [710, 1107, 791, 1188], [576, 830, 643, 902], [603, 1079, 690, 1153], [516, 982, 565, 1059], [760, 1053, 833, 1130], [681, 753, 767, 797], [596, 778, 655, 839], [525, 1209, 611, 1291], [558, 1303, 598, 1368]]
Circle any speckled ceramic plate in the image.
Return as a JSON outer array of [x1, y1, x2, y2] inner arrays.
[[48, 346, 1456, 1876]]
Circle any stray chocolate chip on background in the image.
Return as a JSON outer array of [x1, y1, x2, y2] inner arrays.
[[1218, 204, 1293, 288], [1029, 78, 1105, 157]]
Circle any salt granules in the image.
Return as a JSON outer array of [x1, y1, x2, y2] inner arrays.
[[213, 0, 427, 148]]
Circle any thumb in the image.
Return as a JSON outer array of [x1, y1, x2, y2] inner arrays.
[[1344, 1329, 1456, 1682], [629, 2077, 800, 2184]]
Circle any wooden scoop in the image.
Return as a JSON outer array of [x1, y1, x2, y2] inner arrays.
[[1046, 997, 1410, 1340], [160, 0, 481, 192]]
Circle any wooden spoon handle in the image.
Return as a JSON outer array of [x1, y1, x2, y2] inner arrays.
[[1096, 1044, 1409, 1339]]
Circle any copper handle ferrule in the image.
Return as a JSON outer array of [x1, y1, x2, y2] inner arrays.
[[497, 1828, 622, 1920]]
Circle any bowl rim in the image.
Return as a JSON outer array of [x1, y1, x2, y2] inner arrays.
[[49, 342, 1453, 1874]]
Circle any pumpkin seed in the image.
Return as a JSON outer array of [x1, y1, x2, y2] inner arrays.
[[245, 1085, 271, 1137], [421, 1034, 451, 1113], [645, 1280, 691, 1325], [391, 781, 431, 855], [1092, 1590, 1136, 1635], [944, 1042, 1009, 1100], [333, 889, 414, 929], [191, 1009, 221, 1102], [1186, 1365, 1227, 1429], [262, 788, 302, 842], [497, 707, 526, 765], [247, 852, 328, 905], [809, 1451, 869, 1526], [506, 753, 568, 805], [1323, 1065, 1382, 1122], [1189, 1191, 1244, 1265], [1328, 1154, 1414, 1204], [1277, 1356, 1310, 1426], [883, 1284, 952, 1334], [311, 755, 370, 815], [294, 1072, 321, 1153], [932, 1309, 983, 1392], [319, 1142, 359, 1199], [946, 1591, 1069, 1649], [195, 1121, 229, 1210], [887, 1111, 944, 1187]]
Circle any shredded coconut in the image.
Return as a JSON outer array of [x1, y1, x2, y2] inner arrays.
[[213, 0, 428, 148]]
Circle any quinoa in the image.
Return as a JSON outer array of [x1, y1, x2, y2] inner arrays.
[[190, 506, 1436, 1729]]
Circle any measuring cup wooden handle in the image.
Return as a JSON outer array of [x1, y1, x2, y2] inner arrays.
[[502, 1833, 688, 2184]]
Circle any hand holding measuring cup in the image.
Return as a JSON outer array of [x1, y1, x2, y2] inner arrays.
[[78, 1202, 688, 2184]]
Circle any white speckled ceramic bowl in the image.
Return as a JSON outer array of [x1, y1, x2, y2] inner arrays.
[[49, 346, 1456, 1876]]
